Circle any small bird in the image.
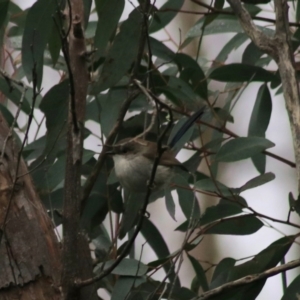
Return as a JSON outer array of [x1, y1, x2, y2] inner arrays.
[[110, 138, 184, 192], [108, 108, 205, 193]]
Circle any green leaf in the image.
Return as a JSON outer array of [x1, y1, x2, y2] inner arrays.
[[186, 15, 243, 38], [95, 258, 148, 276], [248, 84, 272, 137], [91, 7, 142, 93], [83, 0, 92, 28], [0, 0, 9, 29], [165, 188, 176, 221], [22, 0, 56, 88], [149, 0, 184, 33], [175, 53, 207, 100], [81, 194, 108, 232], [238, 172, 275, 193], [229, 236, 293, 281], [174, 175, 201, 220], [248, 84, 272, 173], [297, 0, 300, 23], [200, 199, 243, 226], [149, 36, 175, 61], [250, 153, 266, 174], [195, 178, 232, 196], [111, 276, 145, 300], [216, 33, 248, 63], [288, 192, 300, 218], [48, 23, 61, 67], [204, 215, 263, 235], [0, 103, 19, 128], [94, 0, 125, 58], [183, 151, 202, 173], [167, 76, 200, 106], [118, 191, 145, 239], [39, 80, 68, 158], [281, 273, 300, 300], [188, 255, 209, 292], [210, 257, 236, 289], [168, 116, 195, 153], [141, 218, 179, 285], [30, 80, 69, 188], [185, 14, 273, 39], [242, 42, 265, 65], [215, 137, 275, 162], [209, 64, 277, 82], [100, 88, 125, 137], [0, 77, 31, 114]]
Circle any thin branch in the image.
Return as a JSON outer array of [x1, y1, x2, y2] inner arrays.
[[189, 0, 300, 28], [76, 99, 174, 288], [0, 63, 39, 243], [195, 256, 300, 300], [227, 0, 277, 58], [80, 0, 152, 210], [1, 85, 26, 162], [147, 88, 295, 168]]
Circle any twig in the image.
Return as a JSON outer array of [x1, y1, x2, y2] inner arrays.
[[0, 63, 39, 243], [194, 256, 300, 299], [80, 0, 153, 210], [188, 0, 300, 28], [1, 84, 26, 162]]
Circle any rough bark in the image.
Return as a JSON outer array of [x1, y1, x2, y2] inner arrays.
[[61, 0, 96, 298], [0, 113, 62, 299]]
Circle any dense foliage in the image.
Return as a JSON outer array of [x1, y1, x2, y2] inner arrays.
[[0, 0, 300, 299]]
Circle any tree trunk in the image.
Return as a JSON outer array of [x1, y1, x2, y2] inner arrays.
[[0, 114, 62, 299]]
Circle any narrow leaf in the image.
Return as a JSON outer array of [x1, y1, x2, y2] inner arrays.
[[174, 175, 201, 220], [22, 0, 56, 88], [141, 218, 179, 285], [165, 188, 176, 221], [91, 8, 142, 93], [238, 172, 275, 193], [210, 257, 236, 289], [216, 33, 248, 63], [200, 199, 243, 226], [188, 255, 209, 292], [215, 137, 275, 162], [281, 274, 300, 300], [95, 258, 148, 276], [149, 0, 184, 33], [209, 64, 277, 82], [204, 215, 263, 235], [94, 0, 125, 58], [248, 84, 272, 137], [0, 0, 9, 29]]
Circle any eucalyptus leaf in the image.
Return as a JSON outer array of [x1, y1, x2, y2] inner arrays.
[[141, 218, 179, 286], [149, 0, 184, 33], [281, 274, 300, 300], [91, 7, 142, 93], [95, 258, 148, 276], [238, 172, 275, 193], [94, 0, 125, 58], [215, 137, 275, 162], [0, 0, 9, 29], [204, 215, 263, 235], [165, 188, 176, 221], [22, 0, 56, 88], [209, 64, 277, 83], [188, 255, 209, 292]]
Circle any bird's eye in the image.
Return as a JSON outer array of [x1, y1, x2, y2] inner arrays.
[[121, 147, 128, 154]]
